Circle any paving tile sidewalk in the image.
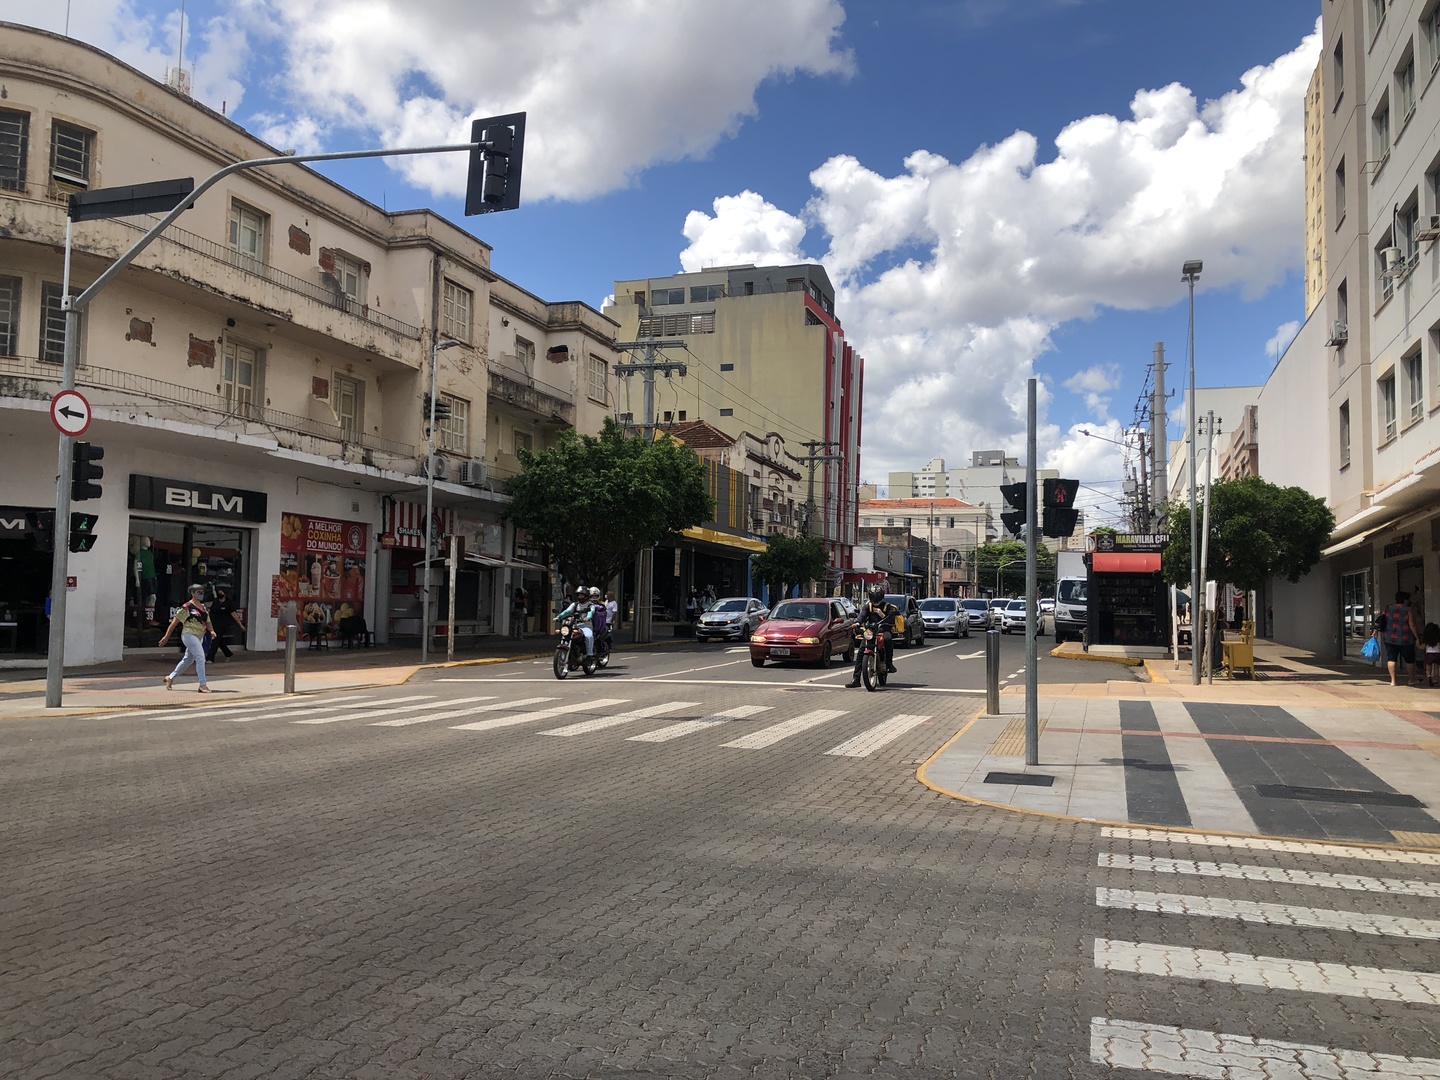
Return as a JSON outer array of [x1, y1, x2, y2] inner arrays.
[[922, 640, 1440, 848]]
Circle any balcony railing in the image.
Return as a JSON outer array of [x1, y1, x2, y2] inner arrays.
[[488, 367, 574, 424], [0, 353, 417, 459], [113, 216, 423, 340], [0, 183, 423, 341]]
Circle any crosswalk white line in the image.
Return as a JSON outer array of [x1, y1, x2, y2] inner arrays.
[[210, 695, 387, 721], [400, 695, 561, 727], [1095, 887, 1440, 940], [1090, 1018, 1440, 1079], [1098, 852, 1440, 897], [540, 702, 700, 737], [721, 709, 849, 749], [1101, 826, 1440, 867], [1094, 939, 1440, 1004], [823, 713, 931, 758], [113, 694, 385, 723], [450, 698, 629, 733], [365, 696, 499, 726], [218, 694, 412, 722], [291, 695, 445, 724], [627, 704, 774, 743]]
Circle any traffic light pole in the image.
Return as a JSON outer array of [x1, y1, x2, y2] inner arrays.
[[1024, 378, 1038, 766], [44, 139, 493, 707]]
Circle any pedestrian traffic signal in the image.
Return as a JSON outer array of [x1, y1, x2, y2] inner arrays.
[[1043, 477, 1078, 508], [69, 511, 99, 553], [999, 482, 1027, 538], [25, 510, 54, 553], [465, 112, 526, 215], [1000, 482, 1027, 511], [423, 393, 452, 422], [1041, 477, 1079, 537], [71, 441, 104, 501]]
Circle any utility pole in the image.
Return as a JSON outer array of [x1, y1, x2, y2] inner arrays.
[[797, 440, 842, 538], [1151, 342, 1168, 531], [614, 339, 686, 644]]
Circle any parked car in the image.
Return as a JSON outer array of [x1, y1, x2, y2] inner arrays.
[[918, 597, 968, 638], [749, 598, 854, 667], [990, 598, 1010, 625], [695, 596, 768, 641], [960, 597, 994, 630], [1000, 599, 1029, 634], [884, 594, 926, 647]]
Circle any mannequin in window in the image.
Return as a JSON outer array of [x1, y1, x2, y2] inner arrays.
[[137, 537, 157, 624]]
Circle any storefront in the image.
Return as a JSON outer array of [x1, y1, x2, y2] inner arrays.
[[272, 512, 370, 641], [381, 500, 457, 639], [126, 475, 267, 651], [1087, 534, 1170, 648], [0, 506, 53, 655]]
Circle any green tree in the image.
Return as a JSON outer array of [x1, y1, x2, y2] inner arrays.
[[1161, 476, 1335, 593], [752, 534, 830, 601], [970, 540, 1055, 595], [503, 419, 712, 592]]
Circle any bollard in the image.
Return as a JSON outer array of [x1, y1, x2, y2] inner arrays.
[[284, 623, 297, 694], [985, 628, 1000, 716]]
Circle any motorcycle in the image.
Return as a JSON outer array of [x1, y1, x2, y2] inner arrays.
[[594, 627, 613, 669], [553, 616, 599, 679], [853, 622, 888, 691]]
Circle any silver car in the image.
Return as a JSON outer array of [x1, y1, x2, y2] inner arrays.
[[960, 597, 993, 630], [918, 597, 968, 638], [695, 596, 768, 641]]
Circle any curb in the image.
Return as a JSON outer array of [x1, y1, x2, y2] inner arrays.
[[1047, 644, 1144, 667]]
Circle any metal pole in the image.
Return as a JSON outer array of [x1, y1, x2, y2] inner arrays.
[[1151, 342, 1167, 530], [1199, 411, 1218, 684], [986, 628, 1001, 715], [44, 219, 80, 708], [422, 337, 439, 664], [1184, 265, 1202, 685], [447, 531, 458, 663], [283, 623, 297, 693], [1024, 378, 1038, 766]]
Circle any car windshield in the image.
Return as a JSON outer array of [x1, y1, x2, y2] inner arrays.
[[961, 600, 988, 610], [771, 601, 828, 622], [918, 599, 956, 612], [1006, 600, 1026, 610], [1058, 580, 1087, 604], [884, 596, 907, 608], [713, 599, 748, 612]]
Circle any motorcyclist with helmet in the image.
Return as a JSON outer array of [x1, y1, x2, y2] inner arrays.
[[846, 583, 899, 688], [554, 586, 596, 657], [587, 586, 611, 650]]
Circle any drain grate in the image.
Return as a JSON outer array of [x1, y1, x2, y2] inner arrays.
[[1255, 784, 1424, 808], [984, 771, 1054, 787]]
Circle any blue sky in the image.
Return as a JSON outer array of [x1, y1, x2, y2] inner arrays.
[[7, 0, 1321, 525]]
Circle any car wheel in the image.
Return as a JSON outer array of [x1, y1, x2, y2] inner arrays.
[[750, 655, 765, 667], [816, 641, 832, 669]]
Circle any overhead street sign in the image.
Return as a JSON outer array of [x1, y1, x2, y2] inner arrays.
[[49, 389, 92, 437]]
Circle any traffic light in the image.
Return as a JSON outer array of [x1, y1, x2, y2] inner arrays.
[[1042, 478, 1080, 538], [25, 510, 54, 553], [423, 393, 452, 422], [69, 511, 99, 553], [71, 441, 104, 501], [1000, 482, 1027, 538], [465, 112, 526, 215]]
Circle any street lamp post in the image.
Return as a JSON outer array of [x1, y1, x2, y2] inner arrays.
[[422, 337, 462, 664], [995, 558, 1022, 597], [1182, 259, 1203, 685]]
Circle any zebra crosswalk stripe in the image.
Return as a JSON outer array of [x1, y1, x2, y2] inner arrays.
[[1098, 852, 1440, 897], [291, 695, 446, 724], [450, 698, 630, 732], [1090, 1018, 1440, 1079], [363, 695, 500, 726], [216, 694, 408, 722], [1094, 938, 1440, 1005], [627, 705, 774, 743], [1100, 826, 1440, 867], [823, 713, 930, 758], [721, 709, 848, 750], [540, 702, 700, 737], [1095, 886, 1440, 940]]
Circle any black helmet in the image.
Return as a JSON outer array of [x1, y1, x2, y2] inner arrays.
[[574, 587, 589, 600], [867, 584, 886, 603]]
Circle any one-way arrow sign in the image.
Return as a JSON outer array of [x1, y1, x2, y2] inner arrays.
[[49, 390, 92, 437]]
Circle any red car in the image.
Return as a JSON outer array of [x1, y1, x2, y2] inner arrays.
[[749, 597, 855, 668]]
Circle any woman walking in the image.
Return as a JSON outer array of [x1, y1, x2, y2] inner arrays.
[[159, 584, 215, 692]]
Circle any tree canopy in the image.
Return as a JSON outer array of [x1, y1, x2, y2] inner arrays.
[[752, 534, 830, 601], [1161, 475, 1335, 593], [971, 540, 1055, 595], [503, 419, 712, 590]]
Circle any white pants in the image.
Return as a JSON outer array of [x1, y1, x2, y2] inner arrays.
[[168, 632, 207, 686], [579, 626, 594, 655]]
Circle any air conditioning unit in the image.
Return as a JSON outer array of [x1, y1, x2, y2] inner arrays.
[[1327, 321, 1348, 345], [423, 455, 450, 481], [1381, 246, 1404, 272], [1417, 214, 1440, 240], [458, 458, 487, 486]]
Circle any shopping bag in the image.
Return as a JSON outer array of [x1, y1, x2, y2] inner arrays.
[[1361, 635, 1381, 664]]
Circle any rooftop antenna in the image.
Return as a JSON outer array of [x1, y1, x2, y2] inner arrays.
[[176, 0, 186, 74]]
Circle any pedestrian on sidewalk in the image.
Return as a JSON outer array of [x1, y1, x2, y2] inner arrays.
[[1423, 622, 1440, 688], [158, 584, 215, 693], [510, 587, 528, 640], [1379, 591, 1422, 687], [206, 587, 243, 661]]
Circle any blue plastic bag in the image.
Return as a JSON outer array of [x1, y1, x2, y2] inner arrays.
[[1361, 634, 1381, 664]]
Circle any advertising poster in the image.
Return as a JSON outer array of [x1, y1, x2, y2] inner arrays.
[[276, 513, 369, 641]]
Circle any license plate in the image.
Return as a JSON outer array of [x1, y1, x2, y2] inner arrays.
[[769, 646, 790, 656]]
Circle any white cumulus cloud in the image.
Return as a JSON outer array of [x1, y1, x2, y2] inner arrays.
[[680, 193, 808, 273], [1266, 319, 1301, 358]]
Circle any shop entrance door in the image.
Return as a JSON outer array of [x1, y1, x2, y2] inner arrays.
[[126, 519, 250, 649], [1397, 558, 1425, 625], [1339, 569, 1372, 658]]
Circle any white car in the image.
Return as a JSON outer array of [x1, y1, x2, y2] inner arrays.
[[695, 597, 768, 641], [1000, 599, 1029, 634], [918, 597, 968, 638]]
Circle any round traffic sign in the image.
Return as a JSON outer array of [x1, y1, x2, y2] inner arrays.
[[50, 389, 92, 437]]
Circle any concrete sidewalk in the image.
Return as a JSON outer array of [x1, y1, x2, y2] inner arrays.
[[921, 640, 1440, 849]]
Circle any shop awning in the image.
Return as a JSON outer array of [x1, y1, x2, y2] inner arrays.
[[419, 553, 546, 571], [1092, 552, 1161, 573], [678, 526, 768, 555], [385, 501, 455, 549]]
